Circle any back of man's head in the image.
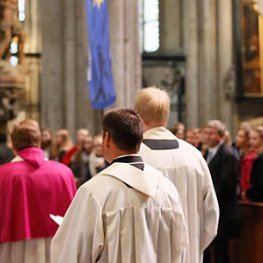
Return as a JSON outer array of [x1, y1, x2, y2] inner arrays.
[[102, 108, 143, 152], [11, 119, 41, 151], [134, 86, 170, 127]]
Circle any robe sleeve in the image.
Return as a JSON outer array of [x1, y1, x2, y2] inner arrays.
[[201, 158, 220, 251], [175, 202, 189, 263], [51, 185, 104, 263]]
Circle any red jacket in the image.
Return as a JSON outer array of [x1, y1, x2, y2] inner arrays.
[[240, 150, 257, 193], [61, 144, 79, 166]]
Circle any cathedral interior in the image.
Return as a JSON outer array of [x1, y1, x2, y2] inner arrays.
[[0, 1, 263, 262], [0, 0, 262, 136]]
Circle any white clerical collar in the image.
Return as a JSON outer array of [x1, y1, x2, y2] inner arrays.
[[144, 126, 175, 140], [98, 162, 162, 198], [113, 154, 140, 160]]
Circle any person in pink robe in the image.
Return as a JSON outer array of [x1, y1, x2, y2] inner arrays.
[[0, 119, 76, 263]]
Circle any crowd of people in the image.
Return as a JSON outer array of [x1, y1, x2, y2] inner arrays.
[[34, 108, 263, 206], [0, 86, 262, 263], [40, 128, 107, 187], [1, 106, 261, 204], [171, 120, 263, 203]]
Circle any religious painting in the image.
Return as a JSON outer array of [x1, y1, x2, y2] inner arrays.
[[239, 0, 263, 97]]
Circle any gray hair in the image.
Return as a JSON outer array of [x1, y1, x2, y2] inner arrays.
[[207, 120, 226, 138]]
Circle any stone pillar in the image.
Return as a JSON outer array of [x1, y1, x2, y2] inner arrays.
[[62, 0, 77, 133], [160, 0, 182, 53], [24, 0, 42, 121], [41, 0, 64, 130], [199, 0, 218, 124], [217, 0, 236, 134], [109, 0, 141, 108], [183, 0, 199, 128], [123, 0, 141, 106], [183, 0, 234, 130], [24, 0, 41, 53]]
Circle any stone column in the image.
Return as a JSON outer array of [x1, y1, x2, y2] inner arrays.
[[23, 0, 41, 120], [217, 0, 236, 134], [109, 0, 141, 108], [199, 0, 218, 125], [62, 0, 77, 133], [183, 0, 199, 128], [123, 0, 141, 106], [41, 0, 64, 130], [25, 0, 41, 53], [160, 0, 182, 53], [183, 0, 235, 130]]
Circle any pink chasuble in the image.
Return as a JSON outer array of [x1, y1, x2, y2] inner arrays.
[[0, 147, 76, 243]]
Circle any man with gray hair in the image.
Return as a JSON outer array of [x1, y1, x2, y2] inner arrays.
[[203, 119, 240, 263], [135, 87, 219, 263]]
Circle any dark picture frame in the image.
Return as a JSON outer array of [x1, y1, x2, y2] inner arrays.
[[233, 0, 263, 98]]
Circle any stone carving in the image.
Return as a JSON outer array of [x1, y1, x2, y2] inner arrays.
[[0, 0, 26, 126], [161, 62, 185, 117], [224, 65, 236, 100], [0, 0, 25, 63]]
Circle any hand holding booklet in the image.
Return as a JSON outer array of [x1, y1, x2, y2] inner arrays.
[[50, 214, 64, 225]]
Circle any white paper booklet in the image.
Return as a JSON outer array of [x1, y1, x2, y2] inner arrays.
[[50, 214, 64, 225]]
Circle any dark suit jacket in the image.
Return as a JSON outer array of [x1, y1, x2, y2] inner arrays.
[[246, 153, 263, 202], [204, 143, 240, 240]]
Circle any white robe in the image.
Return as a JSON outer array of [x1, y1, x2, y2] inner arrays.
[[0, 238, 51, 263], [139, 127, 219, 263], [51, 161, 187, 263]]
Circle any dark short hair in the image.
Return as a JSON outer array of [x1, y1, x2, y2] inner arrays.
[[11, 120, 41, 151], [102, 108, 143, 151]]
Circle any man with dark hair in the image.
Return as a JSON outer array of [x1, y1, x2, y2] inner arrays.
[[102, 108, 143, 151], [51, 108, 187, 263], [0, 119, 76, 263]]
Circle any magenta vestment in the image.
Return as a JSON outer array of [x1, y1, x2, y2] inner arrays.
[[0, 147, 76, 243]]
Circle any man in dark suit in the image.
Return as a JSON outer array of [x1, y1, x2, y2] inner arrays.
[[203, 120, 240, 263]]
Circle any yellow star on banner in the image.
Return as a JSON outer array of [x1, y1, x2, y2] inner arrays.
[[93, 0, 104, 8]]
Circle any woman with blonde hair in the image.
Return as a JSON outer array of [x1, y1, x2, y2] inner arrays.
[[51, 129, 73, 162], [236, 124, 257, 196], [245, 125, 263, 201]]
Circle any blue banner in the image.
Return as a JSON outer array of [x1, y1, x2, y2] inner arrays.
[[86, 0, 116, 109]]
